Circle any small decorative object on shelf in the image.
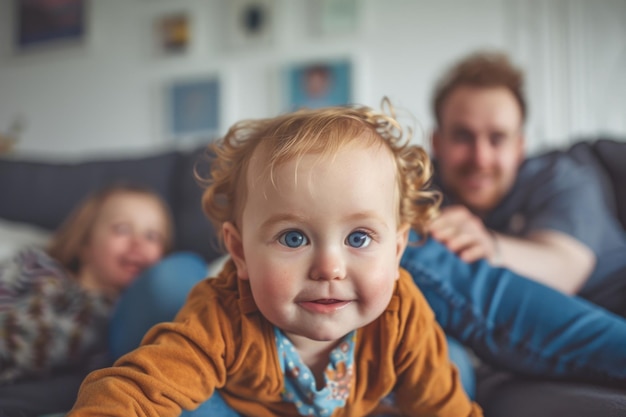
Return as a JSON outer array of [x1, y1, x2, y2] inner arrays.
[[0, 118, 24, 155], [0, 135, 17, 155]]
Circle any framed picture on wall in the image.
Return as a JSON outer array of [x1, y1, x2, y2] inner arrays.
[[310, 0, 359, 36], [224, 0, 275, 51], [283, 58, 352, 111], [14, 0, 88, 52], [155, 12, 190, 56], [167, 77, 220, 141]]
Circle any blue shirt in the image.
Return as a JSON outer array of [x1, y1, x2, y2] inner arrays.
[[435, 151, 626, 300]]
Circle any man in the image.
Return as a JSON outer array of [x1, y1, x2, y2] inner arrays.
[[427, 51, 626, 311], [394, 51, 626, 402], [401, 50, 626, 417]]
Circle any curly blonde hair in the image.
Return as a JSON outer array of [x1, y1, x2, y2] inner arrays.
[[199, 99, 440, 243]]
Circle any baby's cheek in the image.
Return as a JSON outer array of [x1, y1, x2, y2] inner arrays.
[[361, 269, 397, 306], [250, 267, 295, 299]]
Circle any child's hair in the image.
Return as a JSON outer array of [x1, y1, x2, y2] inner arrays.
[[48, 184, 174, 276], [200, 98, 441, 244]]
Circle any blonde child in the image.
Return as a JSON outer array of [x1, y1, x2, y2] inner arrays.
[[68, 102, 482, 416], [0, 184, 173, 384]]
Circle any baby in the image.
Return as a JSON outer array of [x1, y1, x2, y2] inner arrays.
[[68, 101, 482, 416]]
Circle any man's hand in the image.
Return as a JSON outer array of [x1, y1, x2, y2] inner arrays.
[[428, 205, 498, 264], [428, 205, 594, 294]]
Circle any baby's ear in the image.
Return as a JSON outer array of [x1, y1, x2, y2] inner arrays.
[[223, 222, 249, 280], [395, 223, 410, 266]]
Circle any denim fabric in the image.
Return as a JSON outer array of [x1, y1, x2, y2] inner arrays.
[[109, 252, 208, 359], [401, 234, 626, 384], [446, 336, 475, 399], [181, 391, 241, 417]]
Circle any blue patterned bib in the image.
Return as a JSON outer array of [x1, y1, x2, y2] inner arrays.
[[274, 327, 356, 416]]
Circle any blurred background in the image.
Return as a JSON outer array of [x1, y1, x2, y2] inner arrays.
[[0, 0, 624, 159]]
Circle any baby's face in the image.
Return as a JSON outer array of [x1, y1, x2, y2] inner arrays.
[[234, 140, 408, 346]]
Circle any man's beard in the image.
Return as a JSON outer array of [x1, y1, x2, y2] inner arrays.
[[451, 165, 501, 215]]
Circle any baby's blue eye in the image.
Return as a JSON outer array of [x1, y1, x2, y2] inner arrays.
[[346, 231, 371, 248], [278, 230, 308, 248]]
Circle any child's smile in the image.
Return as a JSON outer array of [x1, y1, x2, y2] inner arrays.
[[298, 298, 352, 314]]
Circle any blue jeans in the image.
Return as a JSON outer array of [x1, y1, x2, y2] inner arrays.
[[401, 234, 626, 383]]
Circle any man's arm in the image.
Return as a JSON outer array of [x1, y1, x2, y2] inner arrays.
[[491, 230, 594, 294], [429, 205, 595, 294]]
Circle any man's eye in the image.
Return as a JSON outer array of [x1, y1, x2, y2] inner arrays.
[[451, 130, 473, 143], [278, 230, 308, 248], [346, 231, 371, 248]]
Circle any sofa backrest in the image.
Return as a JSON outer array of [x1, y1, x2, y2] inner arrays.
[[3, 138, 623, 263], [0, 148, 223, 262], [589, 139, 626, 231], [565, 138, 626, 231]]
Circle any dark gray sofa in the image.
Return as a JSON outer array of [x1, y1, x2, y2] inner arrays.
[[0, 146, 224, 264], [0, 145, 224, 416], [0, 139, 625, 416]]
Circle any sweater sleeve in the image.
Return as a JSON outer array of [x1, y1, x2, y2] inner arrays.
[[68, 278, 235, 417], [393, 269, 483, 417], [0, 248, 110, 383]]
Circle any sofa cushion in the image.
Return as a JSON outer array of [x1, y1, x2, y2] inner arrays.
[[564, 140, 618, 217], [0, 218, 52, 261], [0, 148, 225, 262]]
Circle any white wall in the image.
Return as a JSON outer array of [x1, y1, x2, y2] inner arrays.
[[0, 0, 624, 159], [507, 0, 626, 152]]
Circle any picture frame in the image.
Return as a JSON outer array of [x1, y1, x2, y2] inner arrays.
[[167, 77, 220, 141], [283, 58, 352, 111], [13, 0, 88, 52], [155, 12, 190, 56], [312, 0, 359, 36]]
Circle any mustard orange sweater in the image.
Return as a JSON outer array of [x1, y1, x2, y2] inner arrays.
[[68, 261, 482, 417]]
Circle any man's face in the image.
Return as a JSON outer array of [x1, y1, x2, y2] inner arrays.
[[433, 86, 525, 216]]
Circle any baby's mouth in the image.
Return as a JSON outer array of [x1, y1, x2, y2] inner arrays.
[[313, 299, 342, 304], [299, 299, 351, 313]]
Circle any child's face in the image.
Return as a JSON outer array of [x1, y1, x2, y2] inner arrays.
[[79, 192, 168, 292], [225, 140, 409, 345]]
